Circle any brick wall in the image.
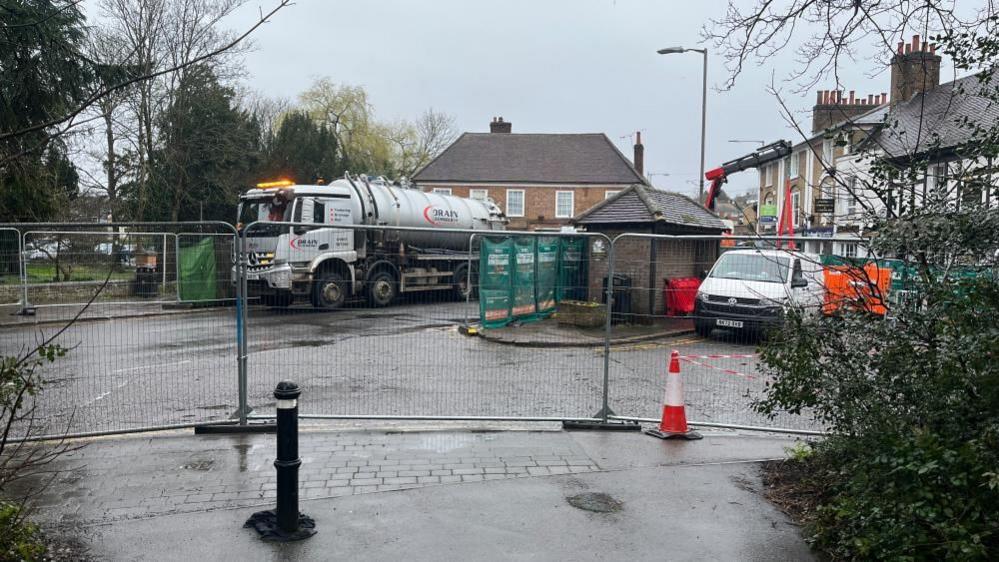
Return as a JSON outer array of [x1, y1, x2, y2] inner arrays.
[[583, 227, 718, 320], [420, 184, 628, 230]]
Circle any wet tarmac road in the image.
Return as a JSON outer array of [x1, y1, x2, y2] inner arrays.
[[1, 301, 813, 437]]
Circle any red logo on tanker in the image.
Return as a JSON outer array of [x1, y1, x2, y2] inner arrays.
[[289, 236, 317, 250], [423, 205, 459, 226]]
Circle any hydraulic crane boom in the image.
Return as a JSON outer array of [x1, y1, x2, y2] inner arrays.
[[703, 140, 792, 210]]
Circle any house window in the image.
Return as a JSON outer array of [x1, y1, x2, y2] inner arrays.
[[555, 191, 575, 218], [822, 139, 834, 166], [791, 191, 801, 227], [432, 188, 452, 195], [842, 243, 858, 258], [604, 190, 620, 200], [764, 165, 773, 186], [469, 189, 488, 201], [845, 176, 859, 216], [506, 189, 525, 217], [789, 152, 800, 178]]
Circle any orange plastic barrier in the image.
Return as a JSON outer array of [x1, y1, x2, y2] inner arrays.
[[822, 262, 892, 316]]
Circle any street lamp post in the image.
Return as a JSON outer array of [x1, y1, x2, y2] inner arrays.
[[657, 46, 708, 203]]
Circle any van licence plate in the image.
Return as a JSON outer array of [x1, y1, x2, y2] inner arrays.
[[716, 319, 743, 328]]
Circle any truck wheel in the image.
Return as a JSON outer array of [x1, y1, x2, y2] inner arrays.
[[452, 264, 477, 300], [312, 272, 347, 310], [366, 271, 396, 307], [261, 291, 293, 308]]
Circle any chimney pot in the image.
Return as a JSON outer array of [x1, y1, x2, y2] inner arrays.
[[849, 90, 856, 104], [633, 132, 645, 177], [912, 34, 920, 52], [817, 90, 824, 104], [930, 43, 936, 54], [905, 43, 911, 54], [868, 94, 874, 105], [489, 117, 512, 133], [898, 41, 904, 54]]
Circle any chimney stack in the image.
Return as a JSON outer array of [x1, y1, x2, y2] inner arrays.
[[489, 116, 512, 134], [811, 86, 886, 133], [890, 34, 941, 104], [633, 131, 644, 176]]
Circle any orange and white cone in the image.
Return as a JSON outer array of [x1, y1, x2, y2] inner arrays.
[[645, 350, 702, 440]]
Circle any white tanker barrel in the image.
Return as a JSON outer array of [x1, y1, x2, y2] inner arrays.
[[363, 181, 505, 251]]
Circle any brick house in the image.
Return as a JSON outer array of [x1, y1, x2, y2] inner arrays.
[[572, 184, 726, 319], [411, 118, 647, 230], [753, 34, 982, 257]]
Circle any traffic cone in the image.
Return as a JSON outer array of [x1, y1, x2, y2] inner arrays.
[[645, 350, 702, 440]]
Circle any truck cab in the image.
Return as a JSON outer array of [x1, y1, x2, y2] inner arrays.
[[238, 181, 361, 308], [693, 249, 824, 337]]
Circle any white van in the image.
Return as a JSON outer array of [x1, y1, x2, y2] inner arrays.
[[693, 249, 825, 336]]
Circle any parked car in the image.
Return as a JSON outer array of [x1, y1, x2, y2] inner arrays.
[[95, 243, 136, 266], [693, 249, 824, 337], [22, 240, 61, 260]]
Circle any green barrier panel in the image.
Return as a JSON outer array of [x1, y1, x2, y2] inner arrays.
[[479, 237, 514, 328], [512, 237, 537, 321], [536, 236, 559, 315], [178, 238, 217, 301], [557, 237, 587, 301]]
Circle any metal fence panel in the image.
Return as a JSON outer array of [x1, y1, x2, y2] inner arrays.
[[0, 222, 238, 439], [601, 233, 879, 433], [242, 222, 610, 422]]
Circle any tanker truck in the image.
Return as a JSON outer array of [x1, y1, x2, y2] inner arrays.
[[236, 174, 507, 309]]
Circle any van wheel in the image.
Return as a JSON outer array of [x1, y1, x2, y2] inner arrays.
[[694, 320, 712, 337], [452, 263, 477, 300], [312, 272, 347, 310], [366, 271, 397, 307]]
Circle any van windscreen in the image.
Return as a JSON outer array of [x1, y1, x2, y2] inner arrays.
[[709, 253, 790, 284]]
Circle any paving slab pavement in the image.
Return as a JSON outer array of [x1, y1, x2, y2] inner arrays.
[[9, 427, 811, 560]]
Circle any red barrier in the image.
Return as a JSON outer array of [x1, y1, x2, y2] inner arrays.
[[664, 277, 701, 316]]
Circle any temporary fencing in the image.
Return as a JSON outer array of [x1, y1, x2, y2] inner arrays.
[[240, 221, 611, 424], [1, 222, 238, 440], [0, 219, 902, 440]]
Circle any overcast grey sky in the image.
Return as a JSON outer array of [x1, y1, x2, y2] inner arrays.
[[85, 0, 956, 198]]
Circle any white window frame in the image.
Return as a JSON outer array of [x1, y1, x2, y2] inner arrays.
[[842, 242, 858, 258], [506, 189, 525, 217], [469, 188, 488, 201], [789, 152, 800, 178], [764, 165, 773, 186], [604, 190, 620, 200], [555, 191, 575, 218], [844, 176, 859, 217], [432, 187, 452, 195], [822, 139, 834, 166]]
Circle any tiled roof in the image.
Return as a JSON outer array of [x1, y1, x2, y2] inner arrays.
[[872, 70, 999, 157], [412, 133, 645, 184], [573, 184, 727, 230]]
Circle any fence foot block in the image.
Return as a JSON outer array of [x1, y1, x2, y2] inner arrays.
[[195, 423, 276, 434], [643, 428, 703, 440], [562, 420, 642, 431]]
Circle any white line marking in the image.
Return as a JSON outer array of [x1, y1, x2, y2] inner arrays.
[[112, 360, 190, 374]]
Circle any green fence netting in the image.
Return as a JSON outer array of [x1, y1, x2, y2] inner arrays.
[[178, 237, 217, 301], [479, 235, 590, 328], [536, 237, 558, 315], [512, 237, 537, 321], [479, 237, 514, 328]]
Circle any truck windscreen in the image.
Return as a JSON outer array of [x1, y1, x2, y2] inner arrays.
[[238, 197, 293, 237]]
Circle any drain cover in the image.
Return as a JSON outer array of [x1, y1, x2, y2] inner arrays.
[[182, 459, 215, 471], [566, 492, 623, 513]]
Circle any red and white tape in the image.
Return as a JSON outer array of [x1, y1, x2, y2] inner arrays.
[[677, 354, 758, 380]]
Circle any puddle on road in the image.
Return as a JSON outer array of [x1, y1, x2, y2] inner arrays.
[[566, 492, 623, 513]]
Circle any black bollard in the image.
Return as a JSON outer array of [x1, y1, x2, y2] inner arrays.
[[244, 381, 316, 542]]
